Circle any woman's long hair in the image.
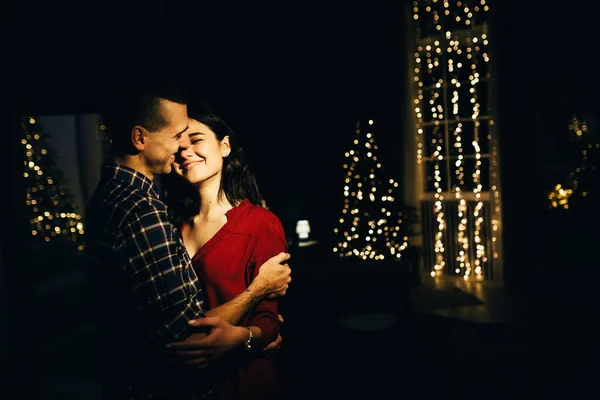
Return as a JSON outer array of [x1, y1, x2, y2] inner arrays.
[[162, 107, 262, 226]]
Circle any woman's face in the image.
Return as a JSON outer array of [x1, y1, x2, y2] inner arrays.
[[173, 119, 230, 185]]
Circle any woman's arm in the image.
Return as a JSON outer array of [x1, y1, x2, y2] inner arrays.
[[242, 211, 289, 349]]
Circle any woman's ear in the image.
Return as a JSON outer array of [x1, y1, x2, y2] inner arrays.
[[222, 136, 231, 157], [131, 126, 145, 151]]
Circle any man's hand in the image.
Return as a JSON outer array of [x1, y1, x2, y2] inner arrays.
[[248, 252, 292, 300], [165, 316, 247, 369]]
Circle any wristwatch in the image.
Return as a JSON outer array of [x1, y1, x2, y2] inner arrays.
[[245, 327, 254, 351]]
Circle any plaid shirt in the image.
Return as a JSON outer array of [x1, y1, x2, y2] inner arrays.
[[84, 164, 212, 398]]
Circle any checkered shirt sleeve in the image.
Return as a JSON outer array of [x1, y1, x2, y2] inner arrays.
[[122, 203, 205, 343]]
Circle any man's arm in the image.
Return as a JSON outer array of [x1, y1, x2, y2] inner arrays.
[[124, 207, 205, 343], [165, 252, 292, 366], [204, 251, 291, 325]]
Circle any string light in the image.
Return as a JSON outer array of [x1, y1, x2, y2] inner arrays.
[[333, 119, 409, 261], [22, 117, 85, 250], [413, 0, 496, 280], [549, 115, 599, 209], [548, 184, 573, 210]]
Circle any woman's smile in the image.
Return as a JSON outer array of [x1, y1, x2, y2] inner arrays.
[[182, 159, 205, 171]]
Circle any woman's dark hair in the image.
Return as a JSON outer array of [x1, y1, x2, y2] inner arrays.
[[162, 104, 262, 225]]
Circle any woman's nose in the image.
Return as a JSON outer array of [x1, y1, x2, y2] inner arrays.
[[179, 146, 194, 157]]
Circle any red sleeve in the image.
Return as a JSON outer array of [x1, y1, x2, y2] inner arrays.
[[244, 211, 288, 349]]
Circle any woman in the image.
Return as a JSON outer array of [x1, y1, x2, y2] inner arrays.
[[163, 107, 288, 399]]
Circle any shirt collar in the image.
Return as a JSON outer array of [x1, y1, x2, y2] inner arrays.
[[101, 163, 159, 198]]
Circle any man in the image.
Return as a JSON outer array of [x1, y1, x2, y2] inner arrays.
[[84, 77, 291, 399]]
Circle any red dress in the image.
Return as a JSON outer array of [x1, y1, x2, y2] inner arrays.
[[188, 199, 288, 399]]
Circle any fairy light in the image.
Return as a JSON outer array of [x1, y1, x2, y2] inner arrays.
[[472, 138, 485, 279], [548, 184, 573, 210], [413, 0, 496, 279], [455, 123, 469, 277], [469, 29, 485, 280], [489, 117, 501, 262], [22, 117, 85, 250], [333, 119, 409, 261], [549, 115, 599, 209]]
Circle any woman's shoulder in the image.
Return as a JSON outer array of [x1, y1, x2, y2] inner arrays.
[[247, 200, 279, 215], [236, 200, 283, 229]]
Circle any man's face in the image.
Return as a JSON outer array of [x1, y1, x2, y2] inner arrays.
[[143, 100, 190, 177]]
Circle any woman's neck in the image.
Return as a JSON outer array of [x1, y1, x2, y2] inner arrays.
[[196, 176, 232, 219]]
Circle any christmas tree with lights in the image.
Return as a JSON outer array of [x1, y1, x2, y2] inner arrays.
[[333, 119, 413, 262], [22, 116, 85, 250], [549, 114, 600, 210]]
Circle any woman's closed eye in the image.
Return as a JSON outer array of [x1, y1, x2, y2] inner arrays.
[[189, 133, 205, 145]]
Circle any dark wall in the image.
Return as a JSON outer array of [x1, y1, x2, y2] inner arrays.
[[8, 0, 411, 245], [10, 0, 597, 292], [493, 1, 600, 291]]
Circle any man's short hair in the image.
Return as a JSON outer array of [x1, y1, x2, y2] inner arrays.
[[102, 77, 188, 155]]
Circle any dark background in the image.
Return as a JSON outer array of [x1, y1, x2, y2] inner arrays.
[[7, 0, 600, 289], [8, 0, 409, 246], [4, 1, 600, 398]]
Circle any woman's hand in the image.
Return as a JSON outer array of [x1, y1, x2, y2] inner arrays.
[[263, 314, 284, 354], [263, 333, 282, 353]]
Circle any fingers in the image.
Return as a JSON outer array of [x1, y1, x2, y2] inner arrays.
[[267, 288, 287, 299], [263, 341, 278, 352], [166, 330, 216, 350], [276, 265, 292, 281], [188, 316, 221, 327], [280, 266, 292, 278], [273, 252, 291, 263], [278, 314, 284, 323], [263, 333, 283, 352], [276, 275, 291, 295]]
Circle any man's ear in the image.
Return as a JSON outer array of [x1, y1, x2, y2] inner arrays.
[[131, 126, 145, 151]]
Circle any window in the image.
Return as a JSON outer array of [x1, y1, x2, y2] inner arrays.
[[409, 0, 502, 280]]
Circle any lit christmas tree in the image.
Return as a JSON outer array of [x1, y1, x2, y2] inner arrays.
[[333, 119, 410, 261], [549, 114, 599, 210], [22, 116, 85, 250]]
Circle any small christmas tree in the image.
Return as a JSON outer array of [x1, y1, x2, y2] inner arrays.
[[22, 116, 85, 250], [333, 119, 412, 261], [549, 114, 600, 210]]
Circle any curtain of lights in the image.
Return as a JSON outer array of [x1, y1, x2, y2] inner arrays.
[[411, 0, 501, 280]]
